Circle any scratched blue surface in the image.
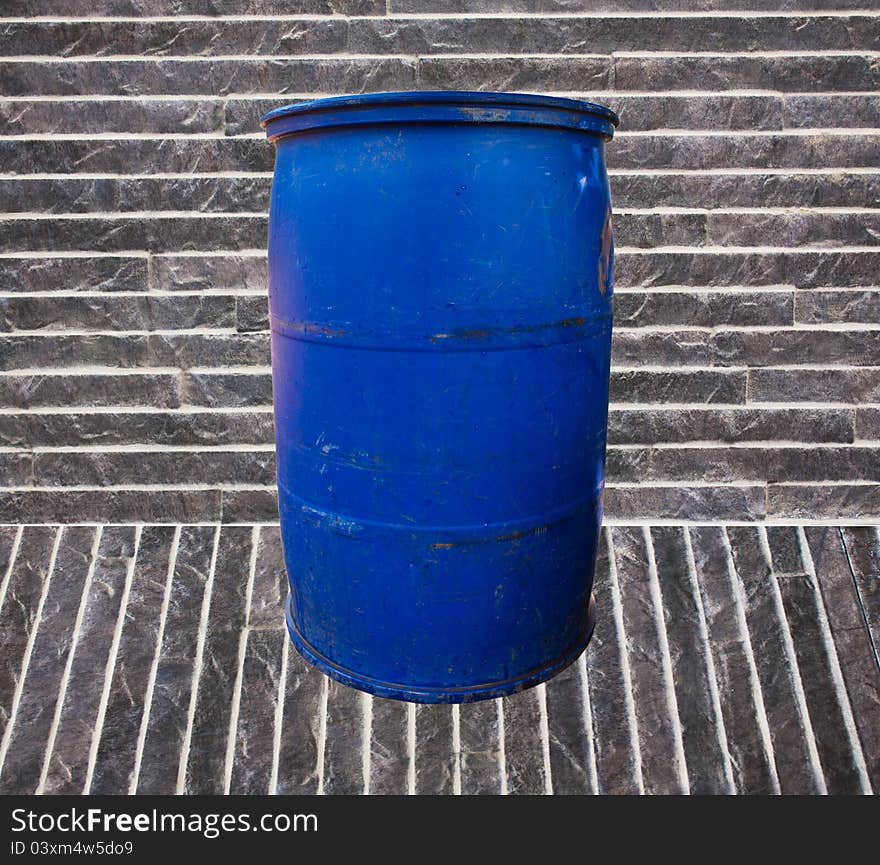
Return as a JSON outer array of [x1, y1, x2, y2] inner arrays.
[[263, 92, 618, 702]]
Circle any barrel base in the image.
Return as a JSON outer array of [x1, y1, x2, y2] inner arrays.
[[285, 593, 596, 704]]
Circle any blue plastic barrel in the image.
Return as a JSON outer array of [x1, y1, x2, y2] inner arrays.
[[262, 91, 619, 703]]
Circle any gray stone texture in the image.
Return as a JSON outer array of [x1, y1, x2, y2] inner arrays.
[[0, 527, 96, 794], [0, 4, 877, 523], [90, 526, 176, 795], [41, 526, 138, 794], [0, 523, 876, 795], [726, 527, 823, 794], [135, 526, 217, 794]]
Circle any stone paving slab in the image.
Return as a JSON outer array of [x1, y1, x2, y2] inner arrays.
[[0, 523, 876, 795]]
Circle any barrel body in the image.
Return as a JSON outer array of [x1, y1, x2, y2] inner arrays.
[[263, 92, 617, 703]]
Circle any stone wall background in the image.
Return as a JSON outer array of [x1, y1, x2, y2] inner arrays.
[[1, 1, 878, 523]]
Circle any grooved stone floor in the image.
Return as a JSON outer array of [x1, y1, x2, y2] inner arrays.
[[0, 523, 877, 795]]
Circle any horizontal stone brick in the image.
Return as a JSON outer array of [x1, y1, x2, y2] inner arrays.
[[0, 177, 270, 214], [0, 372, 181, 409], [4, 0, 383, 13], [0, 21, 348, 58], [615, 251, 880, 289], [151, 255, 267, 293], [0, 257, 148, 293], [749, 368, 880, 404], [607, 445, 880, 483], [0, 334, 150, 371], [0, 58, 417, 97], [784, 252, 880, 289], [32, 450, 276, 486], [221, 489, 280, 521], [0, 411, 275, 448], [615, 212, 707, 249], [609, 135, 880, 171], [0, 216, 267, 254], [416, 56, 612, 92], [416, 55, 880, 94], [613, 172, 880, 210], [612, 330, 710, 366], [5, 16, 877, 59], [766, 483, 880, 518], [375, 15, 880, 54], [236, 295, 269, 332], [0, 332, 269, 371], [604, 485, 765, 521], [0, 333, 271, 370], [856, 408, 880, 440], [795, 290, 880, 325], [148, 333, 271, 367], [0, 99, 224, 136], [613, 55, 880, 92], [708, 212, 880, 248], [390, 0, 870, 11], [0, 490, 222, 523], [607, 407, 854, 445], [0, 295, 236, 332], [711, 329, 880, 367], [610, 369, 746, 404], [0, 139, 270, 175], [180, 372, 273, 407], [613, 290, 793, 328], [784, 94, 880, 129], [0, 453, 34, 486]]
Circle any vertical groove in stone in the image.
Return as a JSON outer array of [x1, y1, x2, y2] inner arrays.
[[0, 527, 94, 794], [85, 525, 143, 794], [797, 527, 870, 793], [42, 526, 137, 795], [500, 689, 546, 795], [458, 698, 503, 795], [184, 525, 254, 794], [276, 645, 323, 796], [544, 662, 592, 794], [226, 526, 285, 794], [229, 627, 285, 794], [689, 526, 778, 794], [89, 525, 176, 795], [246, 525, 287, 630], [611, 525, 685, 794], [807, 527, 880, 792], [840, 527, 880, 673], [175, 524, 221, 794], [727, 526, 823, 794], [223, 524, 288, 792], [650, 526, 732, 794], [135, 525, 216, 795], [0, 526, 57, 748], [414, 704, 456, 795], [0, 526, 22, 617], [369, 695, 410, 795], [322, 677, 366, 795], [590, 526, 642, 795], [763, 527, 863, 794]]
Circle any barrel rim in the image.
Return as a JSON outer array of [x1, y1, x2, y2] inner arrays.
[[260, 90, 620, 136]]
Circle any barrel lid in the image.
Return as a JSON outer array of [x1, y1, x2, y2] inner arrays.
[[261, 91, 620, 141]]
